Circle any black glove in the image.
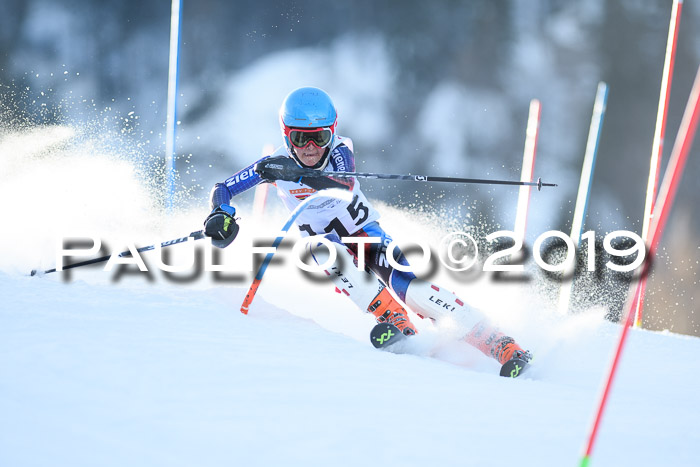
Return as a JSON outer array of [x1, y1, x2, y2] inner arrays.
[[203, 204, 239, 248], [255, 156, 313, 182]]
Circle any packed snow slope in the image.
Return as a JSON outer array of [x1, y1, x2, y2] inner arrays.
[[1, 127, 699, 467]]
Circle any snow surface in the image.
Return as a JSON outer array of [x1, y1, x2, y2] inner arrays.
[[1, 128, 699, 467]]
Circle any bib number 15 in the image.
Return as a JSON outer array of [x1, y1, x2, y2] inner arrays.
[[299, 194, 369, 237]]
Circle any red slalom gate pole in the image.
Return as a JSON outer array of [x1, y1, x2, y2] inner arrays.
[[580, 64, 700, 467], [646, 68, 700, 260], [513, 98, 541, 242], [635, 0, 684, 328]]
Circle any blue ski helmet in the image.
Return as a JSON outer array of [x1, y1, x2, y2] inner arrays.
[[279, 87, 337, 169]]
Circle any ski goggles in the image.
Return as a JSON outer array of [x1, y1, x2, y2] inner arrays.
[[284, 126, 335, 149]]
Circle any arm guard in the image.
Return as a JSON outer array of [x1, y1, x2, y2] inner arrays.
[[209, 157, 267, 209]]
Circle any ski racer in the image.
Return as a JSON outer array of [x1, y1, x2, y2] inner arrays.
[[203, 86, 531, 374]]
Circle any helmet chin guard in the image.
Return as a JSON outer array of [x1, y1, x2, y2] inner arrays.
[[279, 87, 337, 170]]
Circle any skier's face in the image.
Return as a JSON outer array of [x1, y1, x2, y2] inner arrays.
[[294, 143, 325, 167]]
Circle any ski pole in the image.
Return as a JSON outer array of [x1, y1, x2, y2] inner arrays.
[[311, 171, 557, 191], [30, 230, 206, 276]]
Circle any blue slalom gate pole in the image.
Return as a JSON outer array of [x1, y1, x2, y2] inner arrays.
[[558, 81, 609, 314], [165, 0, 183, 213], [240, 189, 352, 314]]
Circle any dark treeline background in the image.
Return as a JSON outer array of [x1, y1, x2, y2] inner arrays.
[[1, 0, 698, 334]]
